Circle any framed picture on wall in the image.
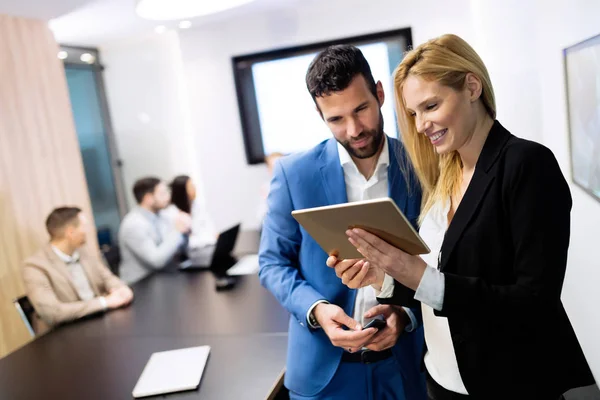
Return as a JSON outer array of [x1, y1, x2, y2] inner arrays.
[[564, 33, 600, 203]]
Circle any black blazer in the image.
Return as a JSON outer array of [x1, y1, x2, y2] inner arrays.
[[380, 121, 594, 398]]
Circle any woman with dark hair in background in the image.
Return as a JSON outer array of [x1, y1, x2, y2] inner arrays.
[[168, 175, 217, 266]]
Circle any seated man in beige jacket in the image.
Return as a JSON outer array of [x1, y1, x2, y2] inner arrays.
[[23, 207, 133, 327]]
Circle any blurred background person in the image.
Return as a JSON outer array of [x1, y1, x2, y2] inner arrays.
[[168, 175, 217, 266], [119, 177, 191, 284], [23, 207, 133, 327]]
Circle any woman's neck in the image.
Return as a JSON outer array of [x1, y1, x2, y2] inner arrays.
[[457, 114, 495, 173]]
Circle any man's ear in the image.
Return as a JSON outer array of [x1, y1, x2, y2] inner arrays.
[[376, 81, 385, 106]]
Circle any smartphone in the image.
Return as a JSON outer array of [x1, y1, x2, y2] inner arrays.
[[363, 318, 386, 330]]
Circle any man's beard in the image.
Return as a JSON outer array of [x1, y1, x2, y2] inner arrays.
[[338, 112, 385, 159]]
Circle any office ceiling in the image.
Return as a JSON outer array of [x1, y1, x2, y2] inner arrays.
[[0, 0, 313, 47]]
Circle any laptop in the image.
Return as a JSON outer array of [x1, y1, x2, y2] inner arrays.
[[179, 223, 241, 275], [132, 345, 211, 398]]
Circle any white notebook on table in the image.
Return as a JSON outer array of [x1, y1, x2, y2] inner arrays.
[[227, 254, 259, 276], [132, 345, 211, 398]]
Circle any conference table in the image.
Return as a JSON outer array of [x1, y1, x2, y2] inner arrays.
[[0, 268, 291, 399]]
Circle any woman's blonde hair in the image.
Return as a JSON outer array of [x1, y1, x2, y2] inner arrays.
[[393, 34, 496, 222]]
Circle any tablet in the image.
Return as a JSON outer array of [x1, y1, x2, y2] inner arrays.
[[291, 197, 430, 259]]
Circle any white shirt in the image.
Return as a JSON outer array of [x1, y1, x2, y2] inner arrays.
[[381, 200, 468, 394], [338, 137, 390, 326], [307, 136, 416, 331], [51, 246, 107, 309]]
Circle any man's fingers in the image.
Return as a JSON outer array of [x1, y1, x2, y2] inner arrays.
[[334, 259, 361, 278], [330, 327, 378, 348], [332, 309, 361, 331], [326, 255, 338, 268], [341, 260, 365, 285], [347, 261, 371, 289], [364, 329, 396, 351], [364, 304, 393, 319]]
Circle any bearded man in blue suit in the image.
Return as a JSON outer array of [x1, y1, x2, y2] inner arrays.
[[259, 45, 426, 400]]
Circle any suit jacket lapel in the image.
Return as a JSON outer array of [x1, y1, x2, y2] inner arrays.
[[319, 138, 348, 206], [318, 139, 355, 309], [44, 245, 81, 298], [387, 137, 408, 211], [439, 121, 512, 271]]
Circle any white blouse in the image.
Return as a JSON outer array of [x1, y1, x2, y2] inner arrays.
[[418, 199, 469, 395]]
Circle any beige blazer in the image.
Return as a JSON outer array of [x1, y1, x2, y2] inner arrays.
[[22, 244, 125, 326]]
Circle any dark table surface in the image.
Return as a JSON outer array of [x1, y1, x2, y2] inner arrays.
[[0, 270, 290, 400]]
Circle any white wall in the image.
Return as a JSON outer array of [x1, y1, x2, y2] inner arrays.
[[101, 31, 202, 209], [177, 0, 475, 230], [533, 0, 600, 382]]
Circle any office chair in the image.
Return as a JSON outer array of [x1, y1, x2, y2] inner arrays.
[[13, 295, 38, 338], [101, 244, 121, 276]]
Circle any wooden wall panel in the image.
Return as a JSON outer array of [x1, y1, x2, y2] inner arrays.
[[0, 14, 97, 358]]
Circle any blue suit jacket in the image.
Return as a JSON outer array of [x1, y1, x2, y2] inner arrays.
[[259, 137, 425, 398]]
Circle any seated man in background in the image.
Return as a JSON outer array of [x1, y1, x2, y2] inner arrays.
[[119, 177, 191, 284], [23, 207, 133, 327]]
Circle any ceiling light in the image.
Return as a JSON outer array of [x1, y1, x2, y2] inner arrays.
[[80, 53, 95, 64], [136, 0, 255, 21], [155, 25, 167, 34], [57, 50, 68, 60], [178, 20, 192, 29]]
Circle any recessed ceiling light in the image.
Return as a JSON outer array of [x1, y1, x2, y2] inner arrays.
[[178, 20, 192, 29], [155, 25, 167, 34], [136, 0, 255, 21], [80, 53, 95, 64], [57, 50, 68, 60]]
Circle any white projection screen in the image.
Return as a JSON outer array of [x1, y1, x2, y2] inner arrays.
[[232, 28, 412, 164]]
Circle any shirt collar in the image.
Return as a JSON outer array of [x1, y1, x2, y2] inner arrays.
[[337, 134, 389, 169], [51, 245, 80, 264], [137, 206, 160, 222]]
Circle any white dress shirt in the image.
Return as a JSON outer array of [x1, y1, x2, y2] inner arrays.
[[51, 246, 107, 309], [307, 136, 416, 331], [339, 137, 390, 326], [380, 199, 468, 394]]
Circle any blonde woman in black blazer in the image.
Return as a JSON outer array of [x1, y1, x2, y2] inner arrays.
[[327, 34, 594, 399]]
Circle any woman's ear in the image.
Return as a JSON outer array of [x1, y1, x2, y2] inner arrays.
[[465, 72, 483, 102]]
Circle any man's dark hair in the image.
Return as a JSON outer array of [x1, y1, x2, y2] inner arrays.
[[133, 177, 161, 204], [306, 45, 378, 103], [46, 207, 82, 238]]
